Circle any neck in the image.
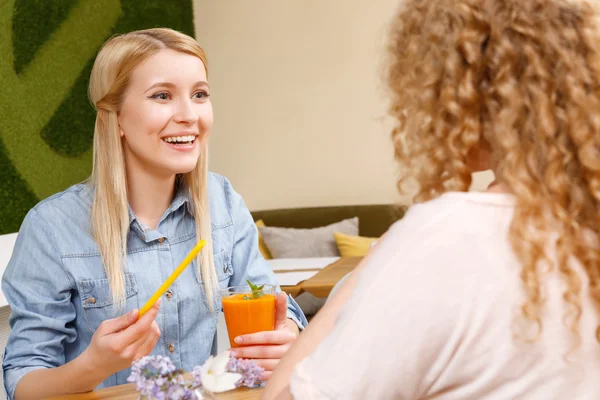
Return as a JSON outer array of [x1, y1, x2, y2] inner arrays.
[[485, 178, 510, 194], [126, 167, 176, 230]]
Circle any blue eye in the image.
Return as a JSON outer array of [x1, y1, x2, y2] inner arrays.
[[193, 91, 210, 99], [150, 92, 170, 100]]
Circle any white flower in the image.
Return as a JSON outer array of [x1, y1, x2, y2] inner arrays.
[[200, 350, 242, 393]]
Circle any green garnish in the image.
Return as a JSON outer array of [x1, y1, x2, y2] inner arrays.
[[243, 279, 265, 300]]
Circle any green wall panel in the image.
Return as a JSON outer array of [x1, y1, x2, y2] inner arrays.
[[0, 0, 195, 234]]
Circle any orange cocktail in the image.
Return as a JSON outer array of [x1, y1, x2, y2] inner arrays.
[[220, 284, 277, 348]]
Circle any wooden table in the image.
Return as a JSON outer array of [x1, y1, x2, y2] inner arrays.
[[281, 256, 362, 298], [46, 375, 263, 400]]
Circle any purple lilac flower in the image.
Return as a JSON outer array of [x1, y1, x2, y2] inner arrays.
[[166, 384, 197, 400], [226, 355, 265, 388], [192, 365, 203, 389], [128, 355, 199, 399], [130, 353, 264, 398]]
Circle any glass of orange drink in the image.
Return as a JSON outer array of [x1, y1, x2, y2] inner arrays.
[[220, 281, 277, 348]]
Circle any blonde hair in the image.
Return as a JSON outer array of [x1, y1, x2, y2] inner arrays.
[[388, 0, 600, 342], [88, 28, 217, 310]]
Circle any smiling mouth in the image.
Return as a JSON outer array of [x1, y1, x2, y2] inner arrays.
[[162, 135, 197, 145]]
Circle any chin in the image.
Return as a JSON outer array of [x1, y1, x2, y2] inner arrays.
[[173, 164, 198, 175], [161, 160, 198, 176]]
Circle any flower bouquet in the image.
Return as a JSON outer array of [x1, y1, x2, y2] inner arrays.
[[128, 350, 264, 399]]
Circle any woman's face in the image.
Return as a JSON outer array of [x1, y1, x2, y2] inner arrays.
[[118, 48, 213, 179]]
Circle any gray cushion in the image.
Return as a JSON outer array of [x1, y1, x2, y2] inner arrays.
[[258, 217, 358, 258]]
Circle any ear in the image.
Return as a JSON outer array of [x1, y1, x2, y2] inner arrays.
[[116, 113, 125, 138], [118, 120, 125, 138]]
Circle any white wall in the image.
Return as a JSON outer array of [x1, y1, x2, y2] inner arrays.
[[0, 234, 16, 307], [193, 1, 494, 211]]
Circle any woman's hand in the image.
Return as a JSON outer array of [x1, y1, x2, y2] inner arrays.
[[83, 299, 162, 376], [230, 292, 300, 380]]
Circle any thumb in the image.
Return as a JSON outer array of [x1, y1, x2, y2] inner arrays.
[[98, 309, 139, 334], [274, 292, 288, 329]]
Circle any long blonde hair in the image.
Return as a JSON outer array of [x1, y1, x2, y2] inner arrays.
[[88, 28, 217, 309], [388, 0, 600, 342]]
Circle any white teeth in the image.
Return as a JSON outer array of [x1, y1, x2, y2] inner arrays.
[[163, 135, 195, 143]]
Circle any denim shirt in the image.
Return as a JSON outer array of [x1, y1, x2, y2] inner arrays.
[[2, 172, 307, 399]]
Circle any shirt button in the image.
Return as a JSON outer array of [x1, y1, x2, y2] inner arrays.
[[166, 289, 173, 299], [168, 342, 175, 353], [158, 237, 165, 243], [87, 297, 96, 305]]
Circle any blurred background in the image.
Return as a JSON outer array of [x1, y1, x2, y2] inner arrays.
[[0, 0, 494, 236]]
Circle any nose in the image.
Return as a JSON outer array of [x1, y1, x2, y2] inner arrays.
[[173, 98, 198, 125]]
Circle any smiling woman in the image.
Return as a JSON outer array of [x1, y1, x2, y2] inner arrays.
[[117, 51, 212, 182], [1, 28, 307, 400]]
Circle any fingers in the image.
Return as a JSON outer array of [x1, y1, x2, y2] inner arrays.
[[97, 308, 139, 335], [261, 371, 273, 381], [234, 329, 296, 347], [274, 292, 288, 328], [248, 358, 279, 372], [151, 320, 161, 336], [117, 299, 161, 347], [132, 321, 161, 360], [231, 344, 289, 360]]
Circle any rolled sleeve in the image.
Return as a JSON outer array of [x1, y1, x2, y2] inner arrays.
[[3, 365, 45, 400], [2, 209, 77, 399], [285, 294, 308, 330], [223, 177, 307, 330]]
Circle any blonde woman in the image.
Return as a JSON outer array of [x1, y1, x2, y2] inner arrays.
[[2, 28, 306, 400], [264, 0, 600, 398]]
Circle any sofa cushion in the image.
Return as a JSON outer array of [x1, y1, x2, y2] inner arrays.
[[254, 220, 273, 260], [334, 232, 378, 257], [258, 217, 358, 258], [251, 204, 405, 238]]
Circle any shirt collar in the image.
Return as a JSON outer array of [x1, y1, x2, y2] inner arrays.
[[169, 183, 191, 215], [128, 183, 192, 230]]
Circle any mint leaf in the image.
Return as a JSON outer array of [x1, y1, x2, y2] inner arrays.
[[245, 279, 265, 300]]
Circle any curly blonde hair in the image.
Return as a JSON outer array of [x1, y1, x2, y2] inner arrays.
[[388, 0, 600, 343]]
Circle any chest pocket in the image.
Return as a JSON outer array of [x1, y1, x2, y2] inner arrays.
[[194, 250, 233, 311], [215, 250, 233, 286], [194, 250, 233, 284], [79, 272, 139, 333]]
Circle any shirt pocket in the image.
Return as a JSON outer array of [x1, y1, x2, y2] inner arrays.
[[194, 250, 233, 285], [194, 250, 233, 311], [79, 272, 139, 333], [215, 250, 233, 287]]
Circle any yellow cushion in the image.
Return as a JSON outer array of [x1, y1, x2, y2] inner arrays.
[[333, 232, 378, 257], [255, 220, 273, 260]]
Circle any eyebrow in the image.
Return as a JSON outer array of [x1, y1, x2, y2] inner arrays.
[[145, 81, 209, 92]]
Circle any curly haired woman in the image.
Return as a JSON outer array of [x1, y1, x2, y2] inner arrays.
[[264, 0, 600, 398]]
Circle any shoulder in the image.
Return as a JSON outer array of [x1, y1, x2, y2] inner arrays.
[[348, 193, 518, 333], [207, 171, 227, 189], [373, 192, 515, 280], [19, 183, 95, 254], [387, 192, 514, 242], [207, 172, 240, 227], [207, 171, 232, 202], [31, 183, 92, 223], [207, 171, 247, 212]]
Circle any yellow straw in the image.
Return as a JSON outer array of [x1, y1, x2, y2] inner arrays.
[[139, 240, 206, 316]]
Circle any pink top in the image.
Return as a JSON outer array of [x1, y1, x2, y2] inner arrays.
[[290, 192, 600, 399]]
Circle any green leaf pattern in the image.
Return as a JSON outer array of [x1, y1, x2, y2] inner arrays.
[[0, 0, 195, 234]]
